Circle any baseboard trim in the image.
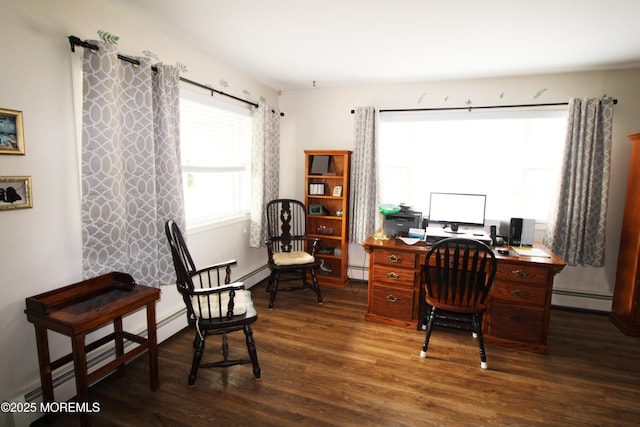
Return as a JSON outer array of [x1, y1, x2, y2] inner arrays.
[[549, 288, 611, 312]]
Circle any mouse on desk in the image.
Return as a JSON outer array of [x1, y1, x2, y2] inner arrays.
[[497, 248, 509, 255]]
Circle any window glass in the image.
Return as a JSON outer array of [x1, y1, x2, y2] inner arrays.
[[180, 87, 253, 226], [379, 109, 567, 223]]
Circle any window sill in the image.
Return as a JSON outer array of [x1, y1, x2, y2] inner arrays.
[[186, 212, 250, 234]]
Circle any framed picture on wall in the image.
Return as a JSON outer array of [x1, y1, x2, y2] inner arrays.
[[0, 176, 32, 210], [0, 109, 25, 155]]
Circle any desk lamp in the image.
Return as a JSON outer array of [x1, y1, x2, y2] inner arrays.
[[374, 204, 401, 240]]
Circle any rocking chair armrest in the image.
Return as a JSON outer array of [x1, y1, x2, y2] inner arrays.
[[189, 259, 238, 286], [192, 259, 238, 276], [265, 238, 277, 260], [189, 282, 246, 296], [265, 236, 321, 257], [305, 236, 321, 256]]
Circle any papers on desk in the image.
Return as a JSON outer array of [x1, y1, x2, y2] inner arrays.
[[512, 246, 550, 258], [399, 237, 422, 245], [399, 228, 426, 245]]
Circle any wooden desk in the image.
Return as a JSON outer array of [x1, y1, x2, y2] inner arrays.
[[25, 272, 161, 426], [363, 236, 565, 354]]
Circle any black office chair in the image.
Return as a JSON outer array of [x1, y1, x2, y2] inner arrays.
[[165, 220, 261, 385], [420, 238, 497, 369], [264, 199, 323, 309]]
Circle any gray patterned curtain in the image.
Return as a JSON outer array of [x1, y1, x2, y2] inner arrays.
[[349, 107, 380, 244], [249, 101, 280, 248], [544, 97, 614, 266], [81, 41, 185, 286]]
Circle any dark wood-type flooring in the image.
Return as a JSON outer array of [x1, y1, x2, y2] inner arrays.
[[33, 280, 640, 426]]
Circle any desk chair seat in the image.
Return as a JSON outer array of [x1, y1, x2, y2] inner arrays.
[[420, 238, 497, 369], [265, 199, 323, 309], [165, 220, 261, 385]]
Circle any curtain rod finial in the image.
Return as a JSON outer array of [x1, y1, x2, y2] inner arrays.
[[68, 35, 80, 52]]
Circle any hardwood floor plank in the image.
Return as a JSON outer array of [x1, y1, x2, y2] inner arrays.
[[32, 280, 640, 427]]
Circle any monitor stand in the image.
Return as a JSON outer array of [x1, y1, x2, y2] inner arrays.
[[444, 223, 463, 234], [444, 227, 465, 234]]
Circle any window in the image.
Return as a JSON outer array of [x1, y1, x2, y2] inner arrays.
[[179, 87, 253, 226], [379, 109, 567, 223]]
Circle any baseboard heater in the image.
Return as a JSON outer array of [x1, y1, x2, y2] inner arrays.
[[551, 288, 612, 301], [22, 307, 185, 404], [551, 288, 612, 313]]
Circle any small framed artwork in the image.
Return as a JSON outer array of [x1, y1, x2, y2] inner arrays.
[[0, 109, 25, 155], [308, 204, 323, 215], [332, 186, 343, 197], [0, 176, 32, 210], [309, 183, 325, 195]]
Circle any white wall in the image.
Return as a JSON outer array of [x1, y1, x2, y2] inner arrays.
[[2, 0, 639, 424], [279, 69, 640, 311], [0, 1, 276, 424]]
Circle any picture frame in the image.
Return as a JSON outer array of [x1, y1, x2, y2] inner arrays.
[[0, 176, 32, 210], [310, 155, 330, 175], [0, 109, 25, 155], [309, 183, 326, 195], [308, 204, 323, 215], [332, 185, 343, 197]]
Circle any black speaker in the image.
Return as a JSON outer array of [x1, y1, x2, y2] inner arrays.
[[508, 218, 535, 247], [490, 225, 497, 246]]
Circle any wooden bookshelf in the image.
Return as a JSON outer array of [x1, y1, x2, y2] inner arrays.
[[305, 150, 352, 287]]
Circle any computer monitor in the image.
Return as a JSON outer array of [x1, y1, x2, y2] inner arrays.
[[428, 192, 486, 229]]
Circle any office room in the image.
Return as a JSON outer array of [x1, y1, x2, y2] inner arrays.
[[1, 0, 640, 426]]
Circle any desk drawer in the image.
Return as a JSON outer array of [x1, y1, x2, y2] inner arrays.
[[487, 301, 545, 344], [372, 264, 415, 287], [370, 283, 415, 322], [492, 281, 548, 306], [496, 264, 548, 285], [373, 250, 417, 269]]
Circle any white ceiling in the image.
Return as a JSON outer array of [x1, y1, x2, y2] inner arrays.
[[104, 0, 640, 91]]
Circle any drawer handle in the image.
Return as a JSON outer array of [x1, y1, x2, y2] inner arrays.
[[389, 254, 401, 263], [387, 295, 399, 303], [387, 272, 400, 280], [512, 269, 530, 279], [510, 289, 528, 298]]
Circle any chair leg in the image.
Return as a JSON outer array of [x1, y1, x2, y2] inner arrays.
[[300, 269, 309, 287], [420, 307, 437, 358], [421, 301, 431, 331], [309, 268, 323, 304], [192, 331, 201, 349], [472, 314, 488, 369], [266, 271, 276, 293], [268, 272, 280, 308], [189, 330, 206, 386], [243, 324, 261, 379], [221, 332, 229, 361]]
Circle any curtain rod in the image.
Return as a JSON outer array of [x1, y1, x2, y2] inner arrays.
[[350, 99, 617, 114], [68, 36, 284, 117]]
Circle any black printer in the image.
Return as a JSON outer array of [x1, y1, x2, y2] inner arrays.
[[384, 204, 423, 238]]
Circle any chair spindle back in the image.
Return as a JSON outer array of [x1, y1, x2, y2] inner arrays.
[[425, 238, 497, 309]]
